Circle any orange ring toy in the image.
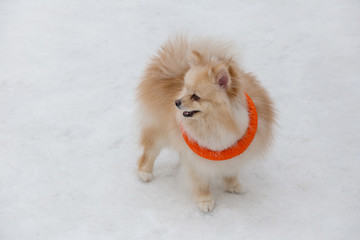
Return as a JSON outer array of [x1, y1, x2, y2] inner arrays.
[[180, 92, 258, 161]]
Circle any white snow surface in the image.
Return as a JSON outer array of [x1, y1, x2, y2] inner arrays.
[[1, 0, 359, 239]]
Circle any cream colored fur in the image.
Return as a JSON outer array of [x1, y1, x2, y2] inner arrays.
[[136, 35, 275, 213]]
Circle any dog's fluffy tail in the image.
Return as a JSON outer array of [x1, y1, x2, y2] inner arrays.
[[152, 34, 238, 78]]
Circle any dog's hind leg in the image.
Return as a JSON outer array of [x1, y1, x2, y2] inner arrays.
[[223, 176, 244, 194], [137, 127, 162, 182]]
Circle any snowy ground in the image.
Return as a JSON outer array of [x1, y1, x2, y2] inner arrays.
[[1, 0, 359, 239]]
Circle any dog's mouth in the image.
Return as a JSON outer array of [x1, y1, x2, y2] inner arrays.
[[183, 110, 200, 118]]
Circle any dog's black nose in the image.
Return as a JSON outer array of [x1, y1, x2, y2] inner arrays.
[[175, 99, 182, 108]]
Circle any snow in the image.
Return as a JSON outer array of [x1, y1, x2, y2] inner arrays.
[[0, 0, 359, 239]]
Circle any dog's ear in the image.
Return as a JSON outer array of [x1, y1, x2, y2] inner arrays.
[[189, 50, 203, 66], [216, 70, 230, 88], [211, 63, 231, 89]]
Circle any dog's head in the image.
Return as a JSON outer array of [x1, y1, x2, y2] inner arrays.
[[175, 51, 241, 122]]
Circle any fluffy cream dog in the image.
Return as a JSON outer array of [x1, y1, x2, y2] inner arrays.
[[136, 35, 275, 212]]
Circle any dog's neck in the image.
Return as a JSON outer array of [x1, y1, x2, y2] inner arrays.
[[181, 96, 249, 152]]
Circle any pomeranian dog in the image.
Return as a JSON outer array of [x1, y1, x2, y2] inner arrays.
[[136, 35, 275, 212]]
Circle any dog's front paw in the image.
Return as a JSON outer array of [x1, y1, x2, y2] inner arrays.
[[138, 170, 153, 182], [197, 199, 215, 213]]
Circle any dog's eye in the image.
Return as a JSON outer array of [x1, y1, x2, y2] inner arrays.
[[191, 94, 201, 101]]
